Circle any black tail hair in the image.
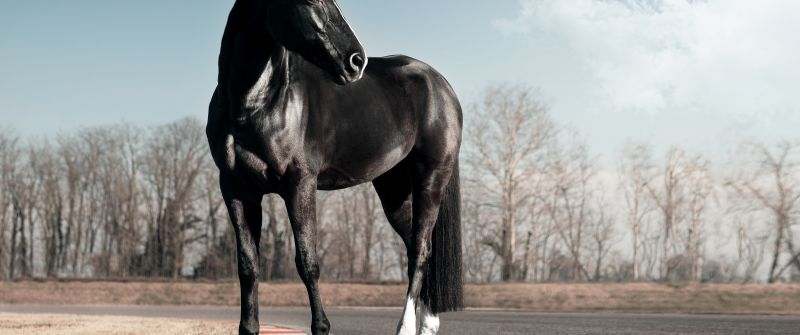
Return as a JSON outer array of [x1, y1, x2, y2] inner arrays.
[[421, 159, 464, 313]]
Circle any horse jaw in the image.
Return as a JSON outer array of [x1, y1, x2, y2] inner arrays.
[[396, 296, 416, 335]]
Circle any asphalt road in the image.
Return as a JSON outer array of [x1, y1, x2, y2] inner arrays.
[[2, 304, 799, 335]]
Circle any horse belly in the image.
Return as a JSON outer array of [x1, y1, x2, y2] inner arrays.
[[317, 141, 409, 190], [313, 75, 418, 190]]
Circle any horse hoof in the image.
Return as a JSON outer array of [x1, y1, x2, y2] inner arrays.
[[418, 324, 439, 335], [238, 322, 259, 335], [311, 319, 331, 335], [396, 325, 416, 335]]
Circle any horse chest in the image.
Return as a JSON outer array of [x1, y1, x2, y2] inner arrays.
[[225, 112, 301, 189]]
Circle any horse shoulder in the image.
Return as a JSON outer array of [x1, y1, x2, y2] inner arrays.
[[207, 87, 233, 172]]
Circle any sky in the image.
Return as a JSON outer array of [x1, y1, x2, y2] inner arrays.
[[1, 0, 799, 163]]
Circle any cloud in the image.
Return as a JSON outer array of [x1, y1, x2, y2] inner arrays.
[[493, 0, 800, 119]]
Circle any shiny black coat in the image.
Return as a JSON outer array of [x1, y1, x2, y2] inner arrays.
[[207, 1, 463, 334]]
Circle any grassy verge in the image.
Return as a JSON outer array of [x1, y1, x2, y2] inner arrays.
[[1, 281, 799, 315], [0, 313, 231, 335]]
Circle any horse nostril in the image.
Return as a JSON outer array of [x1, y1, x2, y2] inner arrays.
[[349, 53, 365, 73]]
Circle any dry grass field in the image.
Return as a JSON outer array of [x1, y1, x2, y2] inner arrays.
[[0, 313, 231, 335], [1, 281, 800, 315]]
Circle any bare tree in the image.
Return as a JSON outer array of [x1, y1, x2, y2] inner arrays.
[[725, 182, 770, 283], [29, 141, 64, 277], [619, 143, 655, 281], [465, 84, 556, 281], [6, 143, 41, 278], [728, 141, 800, 283], [358, 185, 380, 280], [139, 117, 207, 278], [683, 157, 713, 282], [193, 164, 235, 279], [589, 207, 616, 281], [460, 182, 495, 281], [733, 215, 768, 283], [330, 189, 360, 279], [646, 147, 692, 280], [112, 124, 144, 278], [0, 131, 20, 279], [545, 137, 600, 281]]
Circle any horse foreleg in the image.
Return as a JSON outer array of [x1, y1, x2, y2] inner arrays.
[[284, 177, 330, 335], [221, 175, 263, 335]]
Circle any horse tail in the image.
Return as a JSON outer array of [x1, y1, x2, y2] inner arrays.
[[422, 158, 464, 313]]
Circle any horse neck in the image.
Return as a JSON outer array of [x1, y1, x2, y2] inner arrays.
[[219, 4, 293, 124], [229, 46, 292, 126]]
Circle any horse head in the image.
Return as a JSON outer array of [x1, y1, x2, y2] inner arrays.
[[262, 0, 367, 85]]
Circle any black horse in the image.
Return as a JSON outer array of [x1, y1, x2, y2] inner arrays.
[[206, 1, 463, 334]]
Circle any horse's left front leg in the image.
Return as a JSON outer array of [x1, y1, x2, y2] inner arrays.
[[284, 176, 330, 335]]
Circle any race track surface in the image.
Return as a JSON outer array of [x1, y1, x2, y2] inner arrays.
[[2, 304, 799, 334]]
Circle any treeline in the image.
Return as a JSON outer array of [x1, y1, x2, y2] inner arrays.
[[0, 118, 410, 282], [0, 120, 222, 279], [0, 84, 799, 283], [462, 84, 800, 283]]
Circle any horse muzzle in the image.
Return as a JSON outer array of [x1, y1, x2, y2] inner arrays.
[[334, 51, 367, 85]]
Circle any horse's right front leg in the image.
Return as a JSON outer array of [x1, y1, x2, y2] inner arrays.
[[221, 175, 264, 335]]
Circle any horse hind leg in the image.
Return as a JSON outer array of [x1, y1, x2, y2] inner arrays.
[[373, 162, 413, 248], [405, 164, 454, 335], [418, 302, 440, 335], [372, 163, 418, 335], [418, 158, 463, 335], [374, 158, 457, 335]]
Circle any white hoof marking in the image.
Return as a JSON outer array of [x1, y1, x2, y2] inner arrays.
[[396, 296, 417, 335], [418, 303, 440, 335]]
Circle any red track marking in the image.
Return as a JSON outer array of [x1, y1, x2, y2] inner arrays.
[[259, 325, 306, 335], [217, 322, 306, 334]]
